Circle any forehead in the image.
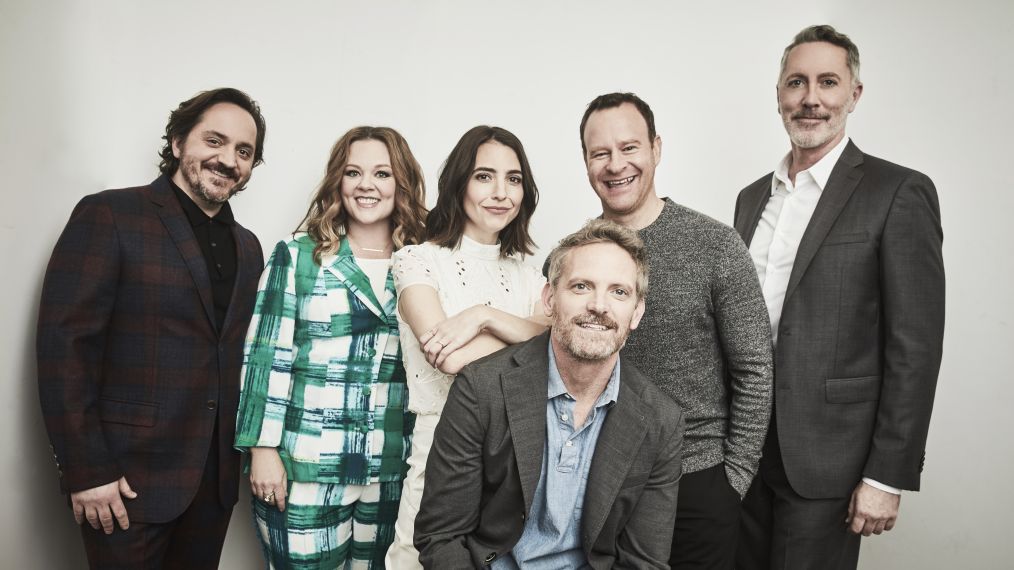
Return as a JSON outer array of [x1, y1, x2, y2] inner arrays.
[[561, 242, 637, 284], [782, 41, 851, 78], [348, 138, 391, 163], [192, 102, 257, 146], [475, 140, 520, 168], [583, 103, 651, 146]]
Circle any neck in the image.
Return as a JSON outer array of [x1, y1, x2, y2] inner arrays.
[[346, 221, 393, 259], [605, 194, 664, 231], [550, 336, 616, 403], [463, 227, 499, 246], [171, 173, 223, 217], [788, 132, 845, 184]]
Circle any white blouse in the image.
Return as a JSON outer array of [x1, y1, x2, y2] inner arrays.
[[392, 236, 545, 415]]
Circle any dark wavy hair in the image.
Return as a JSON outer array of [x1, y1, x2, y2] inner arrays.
[[426, 126, 538, 257], [157, 87, 266, 176], [297, 126, 428, 264], [579, 92, 656, 157]]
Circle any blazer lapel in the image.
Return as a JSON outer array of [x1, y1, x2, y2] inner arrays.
[[737, 178, 772, 247], [221, 226, 258, 334], [323, 238, 387, 319], [582, 369, 648, 549], [783, 141, 865, 304], [149, 177, 217, 332], [502, 334, 551, 514]]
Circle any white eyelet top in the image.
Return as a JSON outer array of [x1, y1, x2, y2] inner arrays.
[[392, 236, 545, 415]]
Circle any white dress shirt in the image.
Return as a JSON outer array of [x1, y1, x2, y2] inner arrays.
[[749, 136, 900, 495]]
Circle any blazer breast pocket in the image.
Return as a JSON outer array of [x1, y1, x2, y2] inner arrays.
[[825, 375, 881, 404], [822, 230, 870, 246]]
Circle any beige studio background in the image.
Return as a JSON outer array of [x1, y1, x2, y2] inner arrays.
[[2, 0, 1011, 567]]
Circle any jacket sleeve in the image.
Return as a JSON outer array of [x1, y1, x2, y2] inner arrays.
[[37, 194, 125, 493], [863, 171, 945, 490], [715, 230, 774, 497], [614, 405, 685, 569], [414, 368, 486, 569], [235, 240, 298, 450]]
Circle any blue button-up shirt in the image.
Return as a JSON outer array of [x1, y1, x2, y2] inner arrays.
[[494, 343, 621, 569]]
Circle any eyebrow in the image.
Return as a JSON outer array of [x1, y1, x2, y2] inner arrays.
[[346, 162, 392, 169], [202, 129, 255, 151], [473, 166, 523, 175]]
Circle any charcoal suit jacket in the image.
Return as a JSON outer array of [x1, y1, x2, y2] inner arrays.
[[37, 175, 263, 522], [734, 140, 944, 498], [415, 332, 685, 569]]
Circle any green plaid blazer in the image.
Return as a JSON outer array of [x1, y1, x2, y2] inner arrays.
[[235, 234, 413, 484]]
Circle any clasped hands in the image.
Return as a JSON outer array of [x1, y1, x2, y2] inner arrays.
[[419, 306, 488, 369]]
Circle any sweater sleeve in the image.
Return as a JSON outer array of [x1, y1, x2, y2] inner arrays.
[[713, 229, 774, 497]]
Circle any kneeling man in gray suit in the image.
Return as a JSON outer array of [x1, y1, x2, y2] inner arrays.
[[415, 219, 685, 569]]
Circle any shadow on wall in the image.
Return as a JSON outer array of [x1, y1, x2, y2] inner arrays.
[[21, 271, 88, 567]]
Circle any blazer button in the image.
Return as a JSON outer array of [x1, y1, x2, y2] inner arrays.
[[206, 400, 218, 410], [483, 552, 497, 564]]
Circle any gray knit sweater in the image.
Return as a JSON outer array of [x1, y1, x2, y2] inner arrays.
[[622, 198, 773, 496]]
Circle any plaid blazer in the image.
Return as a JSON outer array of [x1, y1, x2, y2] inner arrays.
[[37, 175, 263, 523], [235, 234, 413, 485]]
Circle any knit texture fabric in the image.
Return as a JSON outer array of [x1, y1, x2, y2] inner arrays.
[[622, 198, 773, 496]]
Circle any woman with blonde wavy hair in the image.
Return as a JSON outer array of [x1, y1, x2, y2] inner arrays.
[[235, 126, 427, 569]]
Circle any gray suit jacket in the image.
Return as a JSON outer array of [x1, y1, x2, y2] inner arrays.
[[415, 332, 685, 569], [734, 141, 944, 498]]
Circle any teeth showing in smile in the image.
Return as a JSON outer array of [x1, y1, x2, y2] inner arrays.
[[356, 197, 380, 205], [606, 176, 635, 188], [580, 323, 608, 331]]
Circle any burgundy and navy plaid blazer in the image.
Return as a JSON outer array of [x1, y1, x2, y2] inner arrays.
[[37, 175, 263, 523]]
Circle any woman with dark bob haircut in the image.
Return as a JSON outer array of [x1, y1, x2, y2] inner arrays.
[[385, 126, 549, 568], [236, 126, 427, 568]]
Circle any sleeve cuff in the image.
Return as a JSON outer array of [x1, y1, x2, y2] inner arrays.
[[862, 477, 901, 495]]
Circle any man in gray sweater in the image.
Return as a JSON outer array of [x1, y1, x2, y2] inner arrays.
[[579, 92, 773, 570]]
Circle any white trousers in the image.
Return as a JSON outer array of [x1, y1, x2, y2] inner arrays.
[[384, 413, 439, 570]]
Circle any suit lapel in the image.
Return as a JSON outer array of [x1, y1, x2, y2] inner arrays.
[[736, 178, 772, 247], [502, 334, 550, 514], [582, 368, 648, 549], [221, 226, 258, 334], [323, 238, 387, 319], [149, 177, 217, 332], [783, 141, 865, 304]]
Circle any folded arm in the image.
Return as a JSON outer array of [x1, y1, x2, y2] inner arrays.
[[399, 284, 547, 374]]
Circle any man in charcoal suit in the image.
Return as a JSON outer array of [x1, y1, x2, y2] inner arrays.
[[734, 25, 945, 569]]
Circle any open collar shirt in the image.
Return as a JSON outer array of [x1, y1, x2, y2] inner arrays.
[[495, 344, 621, 570]]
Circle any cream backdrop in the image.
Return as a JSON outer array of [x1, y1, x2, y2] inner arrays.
[[3, 0, 1011, 568]]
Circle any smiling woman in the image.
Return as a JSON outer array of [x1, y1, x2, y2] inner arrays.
[[384, 125, 550, 569], [233, 126, 428, 569]]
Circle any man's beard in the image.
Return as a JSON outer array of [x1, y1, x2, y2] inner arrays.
[[554, 312, 628, 361], [179, 156, 245, 205], [784, 108, 846, 150]]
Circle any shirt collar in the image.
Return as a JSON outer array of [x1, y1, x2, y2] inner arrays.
[[772, 135, 850, 195], [546, 341, 621, 408], [169, 179, 236, 227]]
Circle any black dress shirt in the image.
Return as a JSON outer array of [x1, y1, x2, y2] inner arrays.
[[169, 181, 237, 331]]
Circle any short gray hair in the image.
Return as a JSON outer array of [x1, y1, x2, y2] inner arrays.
[[780, 25, 861, 86], [546, 219, 649, 299]]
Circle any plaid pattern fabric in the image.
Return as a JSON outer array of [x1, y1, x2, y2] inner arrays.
[[236, 234, 413, 485], [253, 480, 402, 569], [37, 176, 263, 522]]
